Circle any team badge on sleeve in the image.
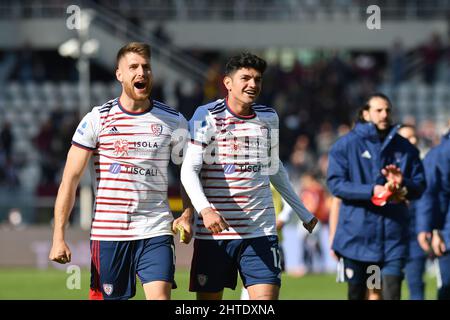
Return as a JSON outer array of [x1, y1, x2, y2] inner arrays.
[[150, 124, 163, 136]]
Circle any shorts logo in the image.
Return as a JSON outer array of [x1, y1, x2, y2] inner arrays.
[[223, 164, 236, 175], [113, 139, 129, 156], [150, 124, 163, 136], [109, 163, 121, 174], [197, 274, 208, 286], [103, 283, 113, 296], [345, 268, 354, 279]]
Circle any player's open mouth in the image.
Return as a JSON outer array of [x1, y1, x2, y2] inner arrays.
[[134, 81, 146, 89], [244, 91, 256, 97]]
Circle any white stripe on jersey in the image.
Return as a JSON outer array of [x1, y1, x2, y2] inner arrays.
[[185, 98, 279, 240], [72, 98, 188, 241]]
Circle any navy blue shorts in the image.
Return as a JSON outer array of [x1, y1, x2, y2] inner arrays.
[[90, 235, 176, 300], [189, 235, 282, 292], [342, 257, 405, 285]]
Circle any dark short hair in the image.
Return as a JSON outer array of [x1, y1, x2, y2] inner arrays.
[[116, 42, 151, 69], [225, 52, 267, 76], [357, 92, 393, 123]]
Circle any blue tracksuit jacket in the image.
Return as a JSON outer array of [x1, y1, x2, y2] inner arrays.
[[417, 133, 450, 249], [438, 134, 450, 248], [327, 122, 426, 262]]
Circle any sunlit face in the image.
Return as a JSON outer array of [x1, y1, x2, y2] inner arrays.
[[363, 97, 392, 131], [223, 67, 262, 106], [398, 126, 418, 146], [116, 52, 152, 101]]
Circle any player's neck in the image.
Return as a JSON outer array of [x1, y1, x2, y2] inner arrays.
[[226, 96, 253, 116], [119, 94, 151, 113]]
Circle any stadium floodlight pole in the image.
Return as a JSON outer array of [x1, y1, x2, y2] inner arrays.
[[77, 9, 95, 231]]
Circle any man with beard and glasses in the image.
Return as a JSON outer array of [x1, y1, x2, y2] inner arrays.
[[180, 52, 318, 300], [49, 42, 192, 300], [327, 93, 426, 300]]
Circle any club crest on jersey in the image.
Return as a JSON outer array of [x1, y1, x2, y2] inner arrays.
[[230, 140, 243, 153], [197, 274, 208, 286], [113, 139, 129, 156], [223, 164, 236, 174], [150, 124, 163, 136], [103, 283, 114, 296]]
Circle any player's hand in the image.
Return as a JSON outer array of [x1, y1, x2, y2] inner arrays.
[[372, 184, 395, 206], [303, 217, 318, 234], [49, 240, 72, 264], [381, 164, 403, 187], [373, 184, 388, 196], [389, 185, 408, 203], [431, 230, 446, 257], [276, 219, 285, 231], [172, 210, 193, 244], [200, 207, 229, 234], [330, 249, 340, 261], [417, 231, 432, 254]]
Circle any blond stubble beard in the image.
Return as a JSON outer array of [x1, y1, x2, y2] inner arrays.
[[123, 81, 152, 101]]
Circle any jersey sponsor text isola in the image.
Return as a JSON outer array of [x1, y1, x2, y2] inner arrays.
[[72, 98, 188, 241]]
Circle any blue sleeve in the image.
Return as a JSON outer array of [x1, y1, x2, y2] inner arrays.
[[436, 141, 450, 224], [416, 149, 439, 233], [327, 140, 374, 201], [402, 150, 426, 201]]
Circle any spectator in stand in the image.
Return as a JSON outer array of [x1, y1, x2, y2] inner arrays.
[[0, 121, 13, 160], [389, 39, 406, 86], [420, 33, 443, 85]]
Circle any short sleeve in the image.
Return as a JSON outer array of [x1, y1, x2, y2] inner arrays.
[[71, 109, 100, 150], [188, 107, 214, 146]]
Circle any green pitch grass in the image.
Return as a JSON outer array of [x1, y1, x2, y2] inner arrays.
[[0, 268, 438, 300]]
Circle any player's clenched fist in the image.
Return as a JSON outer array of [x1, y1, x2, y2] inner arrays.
[[49, 241, 72, 264], [200, 207, 230, 234]]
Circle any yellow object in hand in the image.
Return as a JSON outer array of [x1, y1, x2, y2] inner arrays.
[[176, 224, 186, 243]]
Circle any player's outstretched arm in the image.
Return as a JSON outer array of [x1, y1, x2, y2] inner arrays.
[[49, 145, 92, 264], [269, 159, 317, 233]]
